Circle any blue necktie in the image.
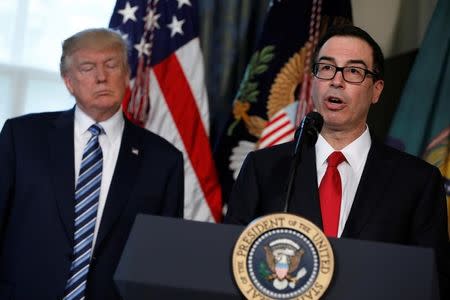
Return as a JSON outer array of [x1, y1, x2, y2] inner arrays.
[[64, 124, 103, 300]]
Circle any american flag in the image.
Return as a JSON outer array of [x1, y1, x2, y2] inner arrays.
[[109, 0, 222, 222]]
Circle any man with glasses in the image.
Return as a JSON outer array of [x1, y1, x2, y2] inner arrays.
[[225, 25, 449, 298]]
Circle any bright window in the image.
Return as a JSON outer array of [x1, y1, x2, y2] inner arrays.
[[0, 0, 115, 128]]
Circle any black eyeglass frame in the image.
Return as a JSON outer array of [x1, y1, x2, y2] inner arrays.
[[312, 62, 379, 83]]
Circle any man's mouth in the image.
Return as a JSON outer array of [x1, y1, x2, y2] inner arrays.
[[327, 96, 343, 104], [95, 90, 112, 96], [324, 96, 345, 110]]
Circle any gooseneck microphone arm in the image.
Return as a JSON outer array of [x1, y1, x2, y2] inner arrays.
[[283, 112, 323, 213]]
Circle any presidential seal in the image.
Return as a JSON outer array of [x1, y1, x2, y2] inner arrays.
[[232, 214, 334, 300]]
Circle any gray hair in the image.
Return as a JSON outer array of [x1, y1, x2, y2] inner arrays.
[[60, 28, 129, 76]]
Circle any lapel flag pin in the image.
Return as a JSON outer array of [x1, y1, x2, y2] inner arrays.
[[131, 148, 139, 156]]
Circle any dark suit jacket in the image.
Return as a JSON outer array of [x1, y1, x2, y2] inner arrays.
[[225, 139, 449, 298], [0, 109, 184, 300]]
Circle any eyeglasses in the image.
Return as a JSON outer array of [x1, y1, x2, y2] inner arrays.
[[312, 63, 378, 83]]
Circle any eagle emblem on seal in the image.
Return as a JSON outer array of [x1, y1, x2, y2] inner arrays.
[[263, 239, 307, 290]]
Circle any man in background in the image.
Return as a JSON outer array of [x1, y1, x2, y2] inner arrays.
[[0, 28, 184, 300], [225, 25, 449, 298]]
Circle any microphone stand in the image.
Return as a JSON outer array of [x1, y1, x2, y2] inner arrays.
[[283, 118, 308, 213], [283, 112, 322, 213]]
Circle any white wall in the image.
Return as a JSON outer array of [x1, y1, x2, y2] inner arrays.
[[352, 0, 437, 58]]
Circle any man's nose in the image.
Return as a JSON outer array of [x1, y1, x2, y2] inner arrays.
[[96, 67, 107, 82], [330, 69, 345, 87]]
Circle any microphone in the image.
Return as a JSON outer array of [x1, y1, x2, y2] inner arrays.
[[293, 111, 324, 156], [284, 112, 324, 212]]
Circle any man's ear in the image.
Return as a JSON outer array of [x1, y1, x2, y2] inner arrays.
[[63, 75, 74, 95], [371, 79, 384, 104]]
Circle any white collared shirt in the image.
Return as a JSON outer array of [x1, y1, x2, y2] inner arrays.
[[315, 126, 372, 237], [74, 106, 124, 247]]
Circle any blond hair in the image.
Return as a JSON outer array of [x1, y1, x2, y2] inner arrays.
[[60, 28, 129, 76]]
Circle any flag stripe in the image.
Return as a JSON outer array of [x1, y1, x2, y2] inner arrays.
[[265, 128, 295, 148], [259, 119, 291, 144], [146, 70, 214, 221], [153, 49, 222, 222], [265, 112, 287, 127], [259, 111, 296, 149], [176, 39, 210, 135]]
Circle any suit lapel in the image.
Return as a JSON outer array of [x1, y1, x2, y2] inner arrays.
[[48, 109, 75, 242], [291, 145, 323, 229], [342, 140, 394, 238], [94, 119, 141, 253]]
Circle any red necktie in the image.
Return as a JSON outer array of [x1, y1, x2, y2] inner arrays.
[[319, 151, 346, 237]]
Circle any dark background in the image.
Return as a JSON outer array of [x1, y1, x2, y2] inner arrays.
[[196, 0, 418, 148]]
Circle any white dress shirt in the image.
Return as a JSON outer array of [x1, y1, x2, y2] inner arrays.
[[74, 106, 124, 247], [315, 126, 372, 237]]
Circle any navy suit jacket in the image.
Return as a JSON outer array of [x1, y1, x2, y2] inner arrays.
[[0, 109, 184, 299], [225, 139, 449, 298]]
